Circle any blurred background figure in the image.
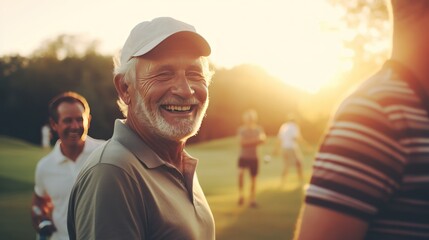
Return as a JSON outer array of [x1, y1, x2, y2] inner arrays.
[[41, 123, 51, 149], [32, 92, 104, 240], [294, 1, 429, 239], [237, 109, 266, 208], [271, 113, 305, 188]]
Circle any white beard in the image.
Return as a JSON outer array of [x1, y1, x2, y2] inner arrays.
[[133, 91, 208, 141]]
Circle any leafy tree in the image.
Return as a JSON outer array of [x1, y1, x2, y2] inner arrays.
[[329, 0, 390, 86], [0, 35, 120, 145]]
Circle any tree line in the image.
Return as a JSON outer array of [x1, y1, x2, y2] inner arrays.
[[0, 40, 332, 146]]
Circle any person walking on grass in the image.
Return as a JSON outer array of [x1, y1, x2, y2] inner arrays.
[[271, 113, 305, 188], [237, 109, 266, 208]]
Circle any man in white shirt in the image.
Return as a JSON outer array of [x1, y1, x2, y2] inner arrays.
[[32, 92, 104, 240], [272, 114, 305, 187]]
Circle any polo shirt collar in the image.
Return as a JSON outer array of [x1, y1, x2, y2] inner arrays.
[[112, 119, 166, 168], [51, 136, 97, 164], [51, 140, 68, 164]]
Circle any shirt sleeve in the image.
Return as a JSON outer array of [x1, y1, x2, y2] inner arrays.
[[68, 164, 147, 240], [305, 95, 406, 221], [34, 162, 46, 197]]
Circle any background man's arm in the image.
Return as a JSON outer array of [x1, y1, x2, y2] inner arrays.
[[294, 204, 368, 240], [240, 133, 265, 147], [31, 193, 57, 236]]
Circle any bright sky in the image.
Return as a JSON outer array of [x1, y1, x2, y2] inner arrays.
[[0, 0, 348, 93]]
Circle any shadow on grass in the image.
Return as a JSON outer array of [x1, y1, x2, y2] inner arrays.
[[0, 176, 33, 194], [216, 186, 304, 240]]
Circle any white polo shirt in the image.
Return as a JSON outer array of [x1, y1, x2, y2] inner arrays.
[[34, 136, 104, 240], [277, 122, 300, 149]]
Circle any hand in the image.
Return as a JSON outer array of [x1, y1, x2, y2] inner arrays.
[[38, 220, 56, 237]]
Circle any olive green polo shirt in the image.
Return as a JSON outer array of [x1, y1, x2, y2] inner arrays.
[[68, 120, 215, 240]]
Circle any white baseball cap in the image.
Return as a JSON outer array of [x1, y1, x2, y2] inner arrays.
[[120, 17, 211, 65]]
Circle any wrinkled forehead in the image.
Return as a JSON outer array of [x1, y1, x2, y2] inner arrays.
[[134, 55, 205, 79]]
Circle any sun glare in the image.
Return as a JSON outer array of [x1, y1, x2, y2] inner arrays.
[[202, 0, 348, 94], [263, 0, 346, 94]]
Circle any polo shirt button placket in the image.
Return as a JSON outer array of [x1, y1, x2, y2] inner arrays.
[[172, 170, 185, 186]]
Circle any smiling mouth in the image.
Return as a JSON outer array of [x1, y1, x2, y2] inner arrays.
[[162, 105, 194, 112], [68, 130, 83, 137]]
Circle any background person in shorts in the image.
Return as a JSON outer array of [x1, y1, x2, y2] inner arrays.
[[237, 109, 266, 208]]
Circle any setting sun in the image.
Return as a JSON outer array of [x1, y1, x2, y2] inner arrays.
[[261, 2, 346, 94], [189, 0, 351, 93], [2, 0, 353, 93]]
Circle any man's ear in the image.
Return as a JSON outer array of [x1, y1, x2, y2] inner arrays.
[[87, 114, 92, 128], [49, 118, 57, 133], [113, 74, 131, 105]]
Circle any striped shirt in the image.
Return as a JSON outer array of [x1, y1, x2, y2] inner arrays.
[[305, 60, 429, 240]]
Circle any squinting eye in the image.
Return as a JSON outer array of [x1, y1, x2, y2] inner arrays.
[[187, 71, 205, 81], [155, 71, 174, 81]]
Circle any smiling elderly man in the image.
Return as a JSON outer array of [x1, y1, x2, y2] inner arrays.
[[67, 17, 215, 240]]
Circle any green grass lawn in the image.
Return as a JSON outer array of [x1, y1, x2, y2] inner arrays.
[[0, 135, 314, 240]]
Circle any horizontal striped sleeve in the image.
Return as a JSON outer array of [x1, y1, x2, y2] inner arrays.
[[305, 65, 429, 239], [305, 71, 408, 221]]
